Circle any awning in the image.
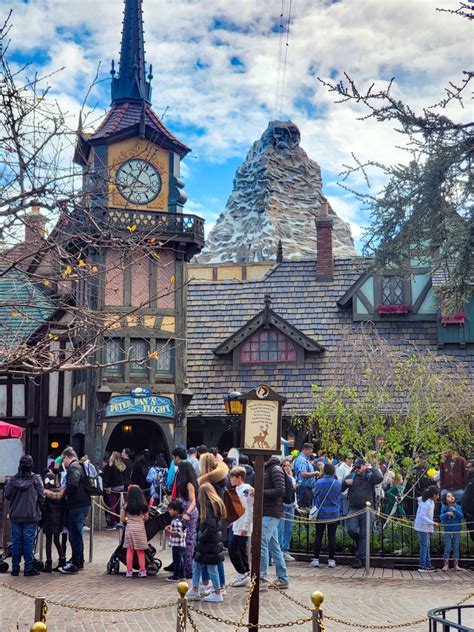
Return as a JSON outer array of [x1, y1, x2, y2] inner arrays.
[[0, 421, 24, 439]]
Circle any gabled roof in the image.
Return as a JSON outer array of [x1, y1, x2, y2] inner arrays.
[[214, 294, 325, 355], [337, 268, 373, 307], [86, 102, 190, 157], [0, 267, 57, 346]]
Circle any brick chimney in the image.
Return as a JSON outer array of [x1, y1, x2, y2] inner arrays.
[[24, 204, 47, 263], [315, 200, 334, 279]]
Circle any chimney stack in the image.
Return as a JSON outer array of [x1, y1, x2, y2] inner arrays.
[[24, 204, 47, 263], [315, 200, 334, 279]]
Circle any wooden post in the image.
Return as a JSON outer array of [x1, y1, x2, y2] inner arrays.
[[248, 453, 265, 632]]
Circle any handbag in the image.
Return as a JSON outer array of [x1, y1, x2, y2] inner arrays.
[[309, 479, 336, 521], [223, 487, 245, 524]]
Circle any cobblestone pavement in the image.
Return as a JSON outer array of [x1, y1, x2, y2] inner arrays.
[[0, 532, 473, 631]]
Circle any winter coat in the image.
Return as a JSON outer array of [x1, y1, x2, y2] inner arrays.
[[65, 460, 91, 509], [242, 464, 255, 487], [263, 456, 285, 518], [414, 497, 436, 533], [440, 502, 464, 533], [194, 500, 225, 565], [461, 473, 474, 521], [198, 461, 229, 499], [232, 483, 254, 536], [440, 456, 467, 492], [102, 464, 126, 489], [42, 489, 67, 534], [313, 475, 342, 521], [341, 468, 383, 509], [5, 473, 45, 523]]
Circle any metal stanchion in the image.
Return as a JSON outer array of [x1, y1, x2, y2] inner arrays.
[[311, 591, 324, 632], [31, 597, 47, 631], [176, 581, 188, 631], [365, 502, 371, 577], [37, 529, 44, 563], [88, 501, 94, 563]]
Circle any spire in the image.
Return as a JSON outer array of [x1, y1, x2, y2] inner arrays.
[[111, 0, 152, 105]]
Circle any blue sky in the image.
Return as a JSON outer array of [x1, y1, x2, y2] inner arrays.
[[2, 0, 471, 250]]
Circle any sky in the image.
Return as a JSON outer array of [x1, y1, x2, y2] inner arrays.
[[2, 0, 471, 250]]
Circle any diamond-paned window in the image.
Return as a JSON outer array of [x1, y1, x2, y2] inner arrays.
[[130, 339, 149, 375], [240, 330, 297, 364], [382, 276, 404, 305]]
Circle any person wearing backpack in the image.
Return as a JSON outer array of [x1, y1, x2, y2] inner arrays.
[[278, 458, 297, 562], [58, 447, 91, 574]]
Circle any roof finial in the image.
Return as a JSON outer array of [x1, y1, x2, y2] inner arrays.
[[276, 239, 283, 263], [111, 0, 152, 105]]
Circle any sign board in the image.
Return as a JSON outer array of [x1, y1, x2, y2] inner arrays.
[[104, 395, 175, 418], [240, 384, 286, 456]]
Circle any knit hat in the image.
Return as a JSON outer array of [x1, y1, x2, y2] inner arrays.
[[19, 455, 34, 472]]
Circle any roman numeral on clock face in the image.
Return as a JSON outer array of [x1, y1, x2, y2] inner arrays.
[[116, 158, 162, 205]]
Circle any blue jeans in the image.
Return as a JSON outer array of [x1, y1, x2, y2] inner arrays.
[[171, 546, 185, 579], [11, 522, 36, 572], [67, 505, 89, 567], [278, 504, 295, 553], [202, 560, 225, 587], [260, 516, 288, 583], [346, 509, 375, 561], [443, 532, 460, 559], [418, 531, 431, 568], [192, 561, 220, 591]]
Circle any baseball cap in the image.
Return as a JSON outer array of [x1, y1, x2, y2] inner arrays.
[[353, 457, 366, 468]]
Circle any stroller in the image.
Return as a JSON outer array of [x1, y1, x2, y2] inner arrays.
[[106, 504, 171, 575], [0, 527, 44, 573]]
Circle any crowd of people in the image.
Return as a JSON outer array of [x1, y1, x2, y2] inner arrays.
[[4, 443, 473, 598]]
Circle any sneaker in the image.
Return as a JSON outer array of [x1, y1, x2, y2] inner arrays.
[[164, 563, 174, 572], [11, 569, 19, 577], [105, 526, 116, 531], [328, 559, 336, 568], [418, 567, 435, 573], [24, 568, 41, 577], [310, 558, 319, 568], [232, 575, 251, 587], [165, 576, 179, 582], [185, 588, 201, 601], [125, 571, 133, 578], [352, 558, 363, 569], [59, 563, 79, 574], [138, 570, 147, 577], [203, 592, 224, 603], [199, 582, 211, 594], [82, 526, 91, 532], [270, 579, 289, 589], [283, 552, 295, 562]]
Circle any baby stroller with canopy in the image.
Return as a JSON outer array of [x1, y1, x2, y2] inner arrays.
[[106, 504, 171, 575]]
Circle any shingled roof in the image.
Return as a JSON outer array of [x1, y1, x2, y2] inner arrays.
[[0, 267, 57, 348], [186, 257, 473, 419], [88, 102, 190, 157]]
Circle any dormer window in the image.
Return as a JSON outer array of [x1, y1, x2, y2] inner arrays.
[[240, 330, 297, 364]]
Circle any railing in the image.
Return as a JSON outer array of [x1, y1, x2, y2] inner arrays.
[[290, 513, 474, 565], [427, 604, 474, 631], [105, 208, 205, 242]]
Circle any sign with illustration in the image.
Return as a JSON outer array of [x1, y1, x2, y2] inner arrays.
[[104, 395, 175, 418], [240, 384, 286, 455]]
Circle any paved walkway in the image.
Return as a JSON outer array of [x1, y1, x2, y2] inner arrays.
[[0, 532, 473, 631]]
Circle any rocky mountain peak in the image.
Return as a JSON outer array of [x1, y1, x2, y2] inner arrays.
[[195, 120, 356, 264]]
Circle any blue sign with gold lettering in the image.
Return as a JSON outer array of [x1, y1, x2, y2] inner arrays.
[[104, 395, 175, 418]]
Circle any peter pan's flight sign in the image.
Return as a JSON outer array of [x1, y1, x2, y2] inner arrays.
[[104, 395, 175, 418]]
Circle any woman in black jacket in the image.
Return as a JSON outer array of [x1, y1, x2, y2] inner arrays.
[[41, 471, 66, 572], [186, 483, 226, 604], [102, 451, 126, 530]]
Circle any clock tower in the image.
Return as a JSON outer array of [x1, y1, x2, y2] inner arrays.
[[72, 0, 204, 460]]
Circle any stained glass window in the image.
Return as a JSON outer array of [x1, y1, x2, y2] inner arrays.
[[240, 330, 297, 364]]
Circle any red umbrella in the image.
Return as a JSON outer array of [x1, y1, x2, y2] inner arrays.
[[0, 420, 24, 439]]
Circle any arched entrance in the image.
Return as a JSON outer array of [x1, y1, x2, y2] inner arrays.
[[104, 418, 171, 461]]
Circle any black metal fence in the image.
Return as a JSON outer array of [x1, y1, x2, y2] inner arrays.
[[428, 605, 474, 631], [290, 514, 474, 565]]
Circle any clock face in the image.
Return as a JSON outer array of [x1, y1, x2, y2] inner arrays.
[[115, 158, 162, 205]]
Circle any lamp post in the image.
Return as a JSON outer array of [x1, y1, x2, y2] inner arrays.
[[224, 391, 242, 447], [175, 383, 194, 446]]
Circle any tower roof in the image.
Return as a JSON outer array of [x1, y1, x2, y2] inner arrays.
[[111, 0, 152, 104]]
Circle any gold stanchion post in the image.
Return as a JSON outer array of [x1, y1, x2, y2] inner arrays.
[[176, 581, 188, 632], [365, 501, 371, 577], [311, 591, 324, 632]]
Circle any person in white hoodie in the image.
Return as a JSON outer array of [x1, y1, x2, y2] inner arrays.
[[414, 485, 440, 572], [228, 467, 254, 587]]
